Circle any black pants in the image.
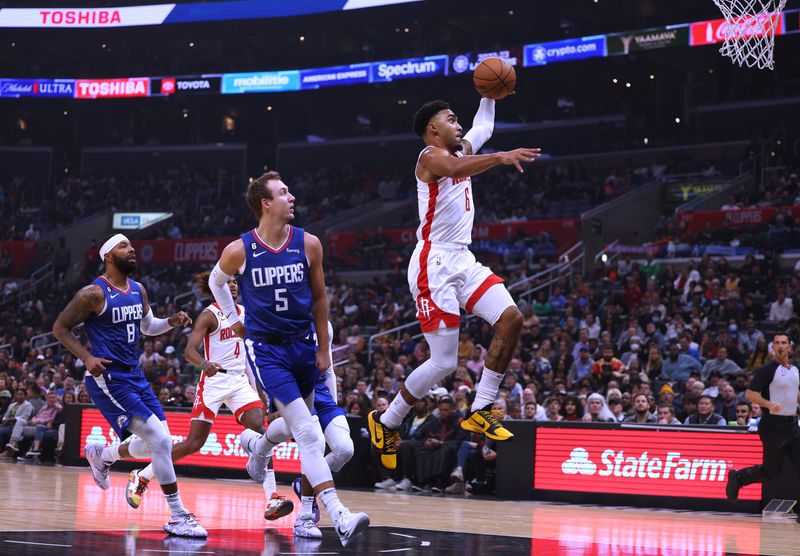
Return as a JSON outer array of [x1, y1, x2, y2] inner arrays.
[[738, 415, 800, 485]]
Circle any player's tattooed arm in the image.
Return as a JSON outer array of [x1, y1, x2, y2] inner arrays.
[[52, 284, 111, 376], [305, 232, 331, 373]]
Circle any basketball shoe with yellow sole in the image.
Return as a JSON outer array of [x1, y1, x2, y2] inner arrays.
[[125, 469, 150, 509], [368, 410, 401, 470], [460, 406, 514, 441]]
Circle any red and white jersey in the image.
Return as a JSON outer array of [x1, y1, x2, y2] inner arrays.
[[203, 303, 246, 374], [415, 148, 474, 246]]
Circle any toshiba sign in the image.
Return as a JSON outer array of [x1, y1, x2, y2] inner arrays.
[[535, 428, 763, 500], [75, 77, 150, 99]]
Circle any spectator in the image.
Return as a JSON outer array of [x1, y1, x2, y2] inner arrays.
[[684, 394, 726, 425], [734, 400, 752, 427], [715, 383, 738, 422], [0, 389, 34, 457], [768, 289, 794, 323], [607, 397, 625, 422], [582, 393, 615, 422], [656, 404, 681, 425], [24, 390, 63, 457], [700, 346, 741, 380], [745, 338, 770, 372], [739, 318, 765, 354], [623, 393, 657, 423], [544, 397, 562, 421], [567, 346, 593, 385], [660, 342, 701, 383], [559, 395, 584, 421]]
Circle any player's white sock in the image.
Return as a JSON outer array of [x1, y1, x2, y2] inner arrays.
[[101, 444, 120, 465], [319, 487, 344, 521], [139, 464, 156, 482], [301, 495, 315, 515], [471, 367, 504, 411], [381, 395, 412, 430], [263, 467, 277, 498], [165, 491, 188, 516]]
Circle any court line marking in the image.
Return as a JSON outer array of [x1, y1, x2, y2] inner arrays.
[[4, 540, 72, 548], [379, 549, 412, 554], [421, 541, 431, 547], [142, 551, 215, 554], [278, 552, 338, 555], [389, 532, 417, 539]]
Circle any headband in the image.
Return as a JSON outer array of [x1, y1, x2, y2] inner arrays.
[[99, 234, 130, 261]]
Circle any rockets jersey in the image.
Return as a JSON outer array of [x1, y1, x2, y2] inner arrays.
[[84, 276, 144, 368], [203, 302, 246, 374], [238, 226, 313, 338], [415, 148, 474, 245]]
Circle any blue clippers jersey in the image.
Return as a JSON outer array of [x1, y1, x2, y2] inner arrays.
[[239, 226, 313, 337], [84, 277, 144, 367]]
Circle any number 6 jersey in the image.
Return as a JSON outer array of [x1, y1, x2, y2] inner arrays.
[[238, 226, 313, 338]]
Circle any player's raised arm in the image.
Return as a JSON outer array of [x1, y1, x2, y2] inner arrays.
[[52, 284, 110, 376], [305, 232, 331, 373], [420, 146, 541, 179], [461, 97, 495, 156], [136, 282, 192, 337], [209, 238, 246, 337]]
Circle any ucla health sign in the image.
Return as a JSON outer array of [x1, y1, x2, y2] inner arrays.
[[0, 78, 75, 98], [524, 36, 606, 66], [222, 71, 301, 94], [370, 55, 448, 82]]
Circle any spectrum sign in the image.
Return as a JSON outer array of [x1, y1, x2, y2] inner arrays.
[[534, 427, 763, 500], [75, 77, 150, 99], [78, 407, 301, 473], [369, 55, 449, 82]]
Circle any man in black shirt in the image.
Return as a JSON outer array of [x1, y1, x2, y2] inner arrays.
[[726, 333, 800, 521]]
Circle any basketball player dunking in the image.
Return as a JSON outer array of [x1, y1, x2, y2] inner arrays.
[[124, 271, 294, 522], [369, 97, 541, 469], [208, 171, 368, 546], [52, 235, 207, 538]]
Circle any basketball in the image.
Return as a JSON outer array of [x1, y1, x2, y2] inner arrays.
[[473, 57, 516, 100]]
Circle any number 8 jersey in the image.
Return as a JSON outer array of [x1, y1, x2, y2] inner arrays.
[[84, 276, 144, 368], [238, 226, 313, 338]]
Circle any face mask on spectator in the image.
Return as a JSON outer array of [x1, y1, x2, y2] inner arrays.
[[630, 343, 640, 352], [729, 324, 737, 332]]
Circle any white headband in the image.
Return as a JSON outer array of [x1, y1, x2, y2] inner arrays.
[[99, 234, 130, 261]]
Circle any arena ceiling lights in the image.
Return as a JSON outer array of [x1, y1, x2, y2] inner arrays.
[[0, 0, 422, 28]]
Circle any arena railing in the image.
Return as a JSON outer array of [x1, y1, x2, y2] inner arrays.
[[366, 242, 585, 362]]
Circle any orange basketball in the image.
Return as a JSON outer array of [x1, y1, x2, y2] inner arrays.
[[473, 57, 516, 100]]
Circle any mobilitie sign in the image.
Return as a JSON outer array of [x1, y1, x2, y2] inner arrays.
[[607, 25, 690, 55]]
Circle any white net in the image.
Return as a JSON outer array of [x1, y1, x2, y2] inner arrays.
[[711, 0, 786, 69]]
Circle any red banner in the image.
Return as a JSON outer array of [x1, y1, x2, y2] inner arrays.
[[75, 77, 150, 99], [0, 240, 36, 276], [78, 407, 301, 473], [134, 236, 235, 265], [328, 218, 579, 258], [677, 204, 800, 234], [690, 14, 784, 46], [534, 427, 762, 500]]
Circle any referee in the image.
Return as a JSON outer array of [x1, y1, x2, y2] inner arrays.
[[726, 332, 800, 520]]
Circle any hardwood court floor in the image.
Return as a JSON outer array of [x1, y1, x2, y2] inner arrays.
[[0, 462, 797, 555]]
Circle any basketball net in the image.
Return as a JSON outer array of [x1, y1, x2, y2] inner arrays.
[[712, 0, 786, 69]]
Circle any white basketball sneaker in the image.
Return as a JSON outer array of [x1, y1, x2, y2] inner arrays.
[[241, 436, 268, 483], [163, 512, 208, 538], [334, 508, 370, 547], [84, 444, 110, 490], [293, 513, 322, 539]]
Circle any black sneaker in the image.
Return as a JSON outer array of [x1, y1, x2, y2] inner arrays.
[[725, 469, 741, 502]]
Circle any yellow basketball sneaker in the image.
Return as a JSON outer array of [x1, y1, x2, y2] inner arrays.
[[125, 469, 150, 509], [368, 410, 401, 470], [461, 406, 514, 441]]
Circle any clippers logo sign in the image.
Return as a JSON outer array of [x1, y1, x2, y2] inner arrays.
[[75, 77, 150, 99], [79, 407, 301, 473], [370, 55, 448, 82], [534, 428, 763, 500], [607, 25, 689, 55], [155, 76, 220, 95], [691, 14, 785, 46], [451, 49, 521, 74]]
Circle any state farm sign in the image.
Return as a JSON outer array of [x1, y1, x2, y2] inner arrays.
[[76, 78, 150, 99], [535, 427, 763, 500], [691, 14, 784, 46]]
